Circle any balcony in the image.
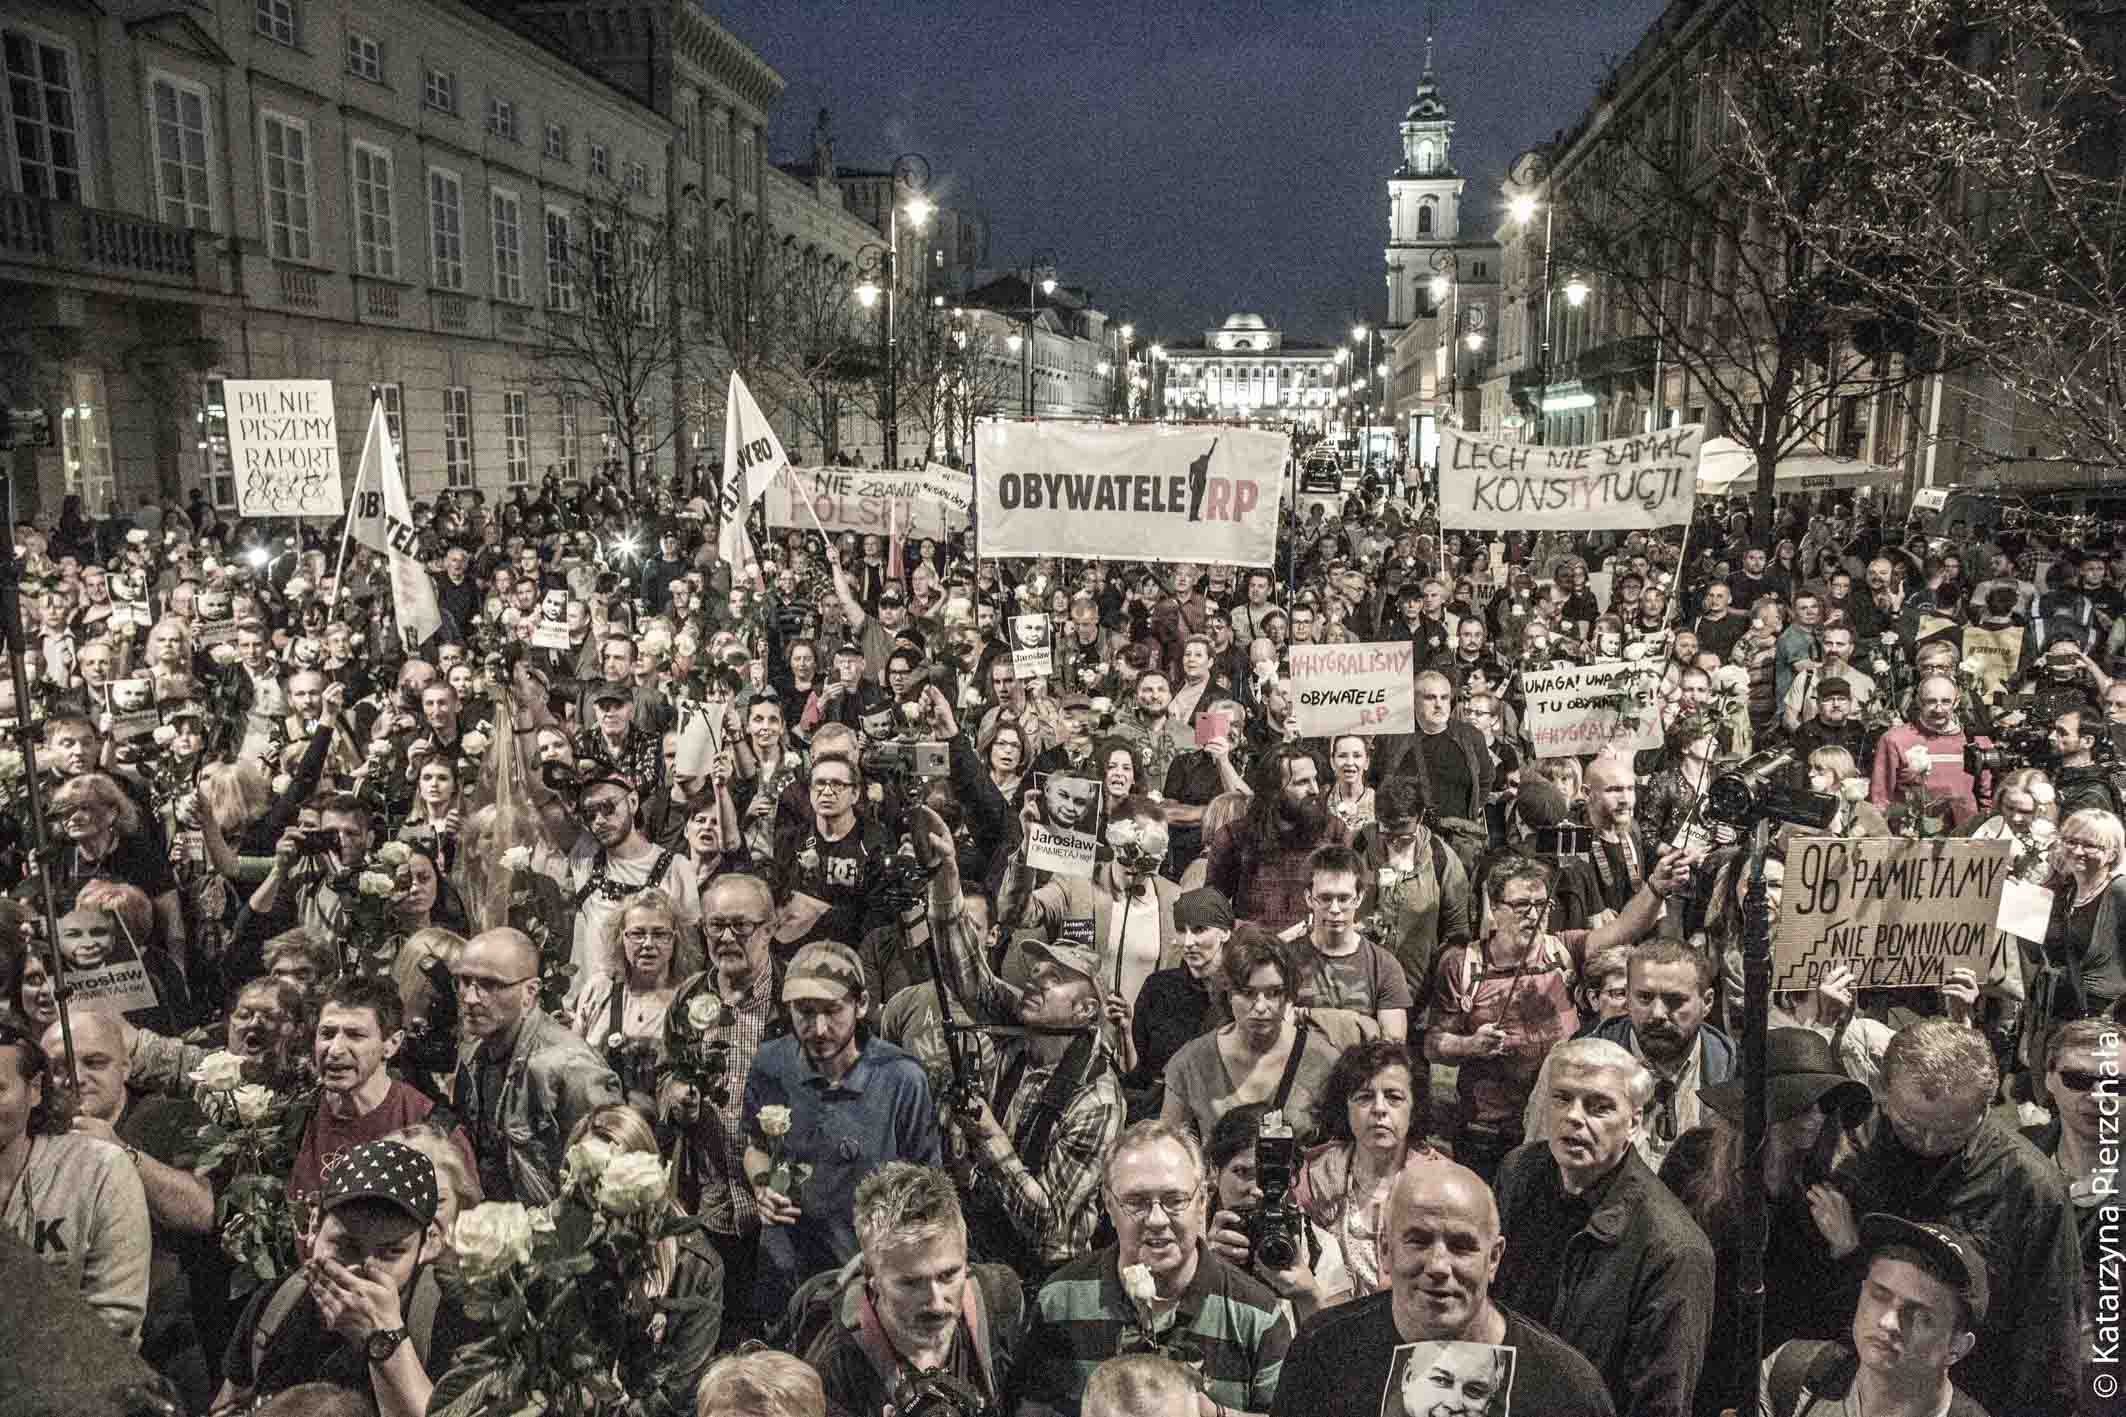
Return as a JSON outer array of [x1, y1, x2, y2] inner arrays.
[[1570, 334, 1660, 396], [0, 191, 204, 290]]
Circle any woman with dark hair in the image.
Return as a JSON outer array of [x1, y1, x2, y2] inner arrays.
[[1658, 1028, 1870, 1416], [1200, 1101, 1334, 1324], [1095, 735, 1145, 805], [390, 838, 470, 937], [944, 710, 1032, 881], [1292, 1037, 1438, 1307], [1158, 924, 1342, 1143]]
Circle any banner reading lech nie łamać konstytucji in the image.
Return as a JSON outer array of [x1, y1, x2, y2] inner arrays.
[[974, 422, 1287, 568], [1438, 424, 1704, 531]]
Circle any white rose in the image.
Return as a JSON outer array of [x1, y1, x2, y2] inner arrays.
[[461, 730, 490, 756], [357, 870, 398, 897], [2031, 816, 2057, 839], [564, 1137, 615, 1192], [1121, 1263, 1158, 1307], [1881, 631, 1900, 643], [375, 841, 413, 867], [958, 685, 983, 709], [151, 725, 177, 747], [1714, 665, 1750, 694], [1838, 778, 1868, 804], [188, 1050, 247, 1092], [126, 528, 149, 545], [782, 751, 801, 769], [1623, 641, 1650, 662], [500, 845, 532, 872], [284, 577, 311, 599], [270, 773, 292, 795], [1959, 657, 1983, 677], [2031, 783, 2058, 806], [901, 702, 923, 724], [209, 643, 239, 664], [757, 1104, 794, 1139], [1090, 696, 1112, 715], [230, 1084, 276, 1127], [686, 993, 723, 1032], [1901, 745, 1934, 777], [451, 1201, 537, 1277], [595, 1151, 668, 1218]]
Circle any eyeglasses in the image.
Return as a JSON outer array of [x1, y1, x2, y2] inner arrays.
[[2056, 1068, 2114, 1093], [705, 917, 768, 937], [622, 928, 675, 944], [1499, 897, 1551, 917], [450, 971, 537, 996], [2062, 838, 2111, 855], [811, 779, 855, 794], [1110, 1184, 1201, 1221], [581, 795, 632, 820]]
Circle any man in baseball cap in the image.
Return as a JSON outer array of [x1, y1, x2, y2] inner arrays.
[[215, 1139, 456, 1413], [1760, 1213, 1989, 1417]]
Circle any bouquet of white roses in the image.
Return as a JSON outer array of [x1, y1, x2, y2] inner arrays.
[[181, 1050, 302, 1293]]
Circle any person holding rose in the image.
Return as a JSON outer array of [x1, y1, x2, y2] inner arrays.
[[572, 888, 684, 1112]]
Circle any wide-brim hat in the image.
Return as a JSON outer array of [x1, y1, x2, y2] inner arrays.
[[1698, 1027, 1871, 1126]]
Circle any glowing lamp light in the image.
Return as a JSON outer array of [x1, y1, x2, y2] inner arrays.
[[1040, 277, 1057, 296], [1007, 334, 1023, 353], [245, 547, 270, 568], [1565, 276, 1592, 307], [904, 197, 934, 228], [1509, 193, 1539, 225], [1429, 274, 1450, 301], [855, 280, 881, 309]]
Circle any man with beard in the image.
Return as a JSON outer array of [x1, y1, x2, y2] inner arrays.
[[1783, 624, 1876, 731], [1868, 674, 1981, 827], [1829, 1020, 2083, 1417], [1270, 1153, 1610, 1417], [1001, 796, 1181, 1016], [450, 926, 622, 1204], [1375, 672, 1492, 869], [1111, 668, 1182, 791], [803, 1164, 1024, 1417], [1204, 745, 1346, 933], [1493, 1038, 1714, 1417], [1523, 941, 1736, 1175], [528, 769, 703, 987], [1579, 751, 1655, 917]]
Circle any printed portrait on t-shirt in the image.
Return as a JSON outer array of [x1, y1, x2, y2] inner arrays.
[[1382, 1341, 1517, 1417]]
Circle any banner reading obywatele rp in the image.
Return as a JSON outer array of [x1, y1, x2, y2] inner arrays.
[[975, 422, 1288, 568], [1438, 424, 1705, 531]]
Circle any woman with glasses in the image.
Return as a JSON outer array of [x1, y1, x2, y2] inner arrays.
[[2020, 1015, 2120, 1386], [2023, 806, 2126, 1080], [572, 888, 683, 1111], [1158, 925, 1342, 1144], [50, 772, 188, 1011]]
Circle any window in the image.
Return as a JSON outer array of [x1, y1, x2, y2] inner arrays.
[[3, 29, 85, 202], [680, 101, 694, 156], [558, 401, 579, 479], [544, 207, 573, 310], [148, 75, 214, 230], [379, 382, 404, 455], [201, 377, 237, 509], [631, 231, 655, 319], [1417, 199, 1434, 236], [346, 32, 382, 82], [503, 391, 529, 484], [624, 160, 646, 195], [491, 189, 523, 302], [255, 0, 299, 47], [443, 387, 473, 489], [544, 122, 566, 161], [423, 67, 456, 115], [589, 223, 614, 304], [485, 96, 516, 141], [260, 112, 313, 261], [589, 142, 608, 178], [428, 167, 463, 289], [737, 128, 755, 189], [59, 369, 114, 516], [351, 142, 395, 277], [708, 112, 727, 176]]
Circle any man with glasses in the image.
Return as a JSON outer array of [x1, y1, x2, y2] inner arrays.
[[1278, 844, 1411, 1043], [1831, 1019, 2084, 1416], [770, 750, 896, 953], [1493, 1037, 1714, 1417], [659, 873, 789, 1330], [2021, 1016, 2119, 1411], [529, 769, 702, 989], [1015, 1121, 1291, 1417], [450, 925, 621, 1205]]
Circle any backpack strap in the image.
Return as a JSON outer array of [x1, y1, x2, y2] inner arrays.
[[1766, 1339, 1856, 1417], [249, 1272, 312, 1381], [1271, 1017, 1312, 1112]]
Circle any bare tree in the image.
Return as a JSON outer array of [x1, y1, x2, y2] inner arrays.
[[1542, 0, 2110, 538], [528, 184, 682, 497]]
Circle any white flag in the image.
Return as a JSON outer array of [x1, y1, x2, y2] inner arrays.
[[350, 399, 443, 645], [717, 373, 791, 584]]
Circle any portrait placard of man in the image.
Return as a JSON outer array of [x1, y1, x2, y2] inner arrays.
[[1385, 1341, 1517, 1417]]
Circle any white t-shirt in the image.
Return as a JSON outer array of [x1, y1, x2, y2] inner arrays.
[[534, 836, 703, 990]]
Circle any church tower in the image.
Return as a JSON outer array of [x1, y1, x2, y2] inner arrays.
[[1385, 11, 1464, 328]]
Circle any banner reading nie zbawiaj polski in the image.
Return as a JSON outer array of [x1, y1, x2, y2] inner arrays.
[[1438, 424, 1704, 531], [975, 422, 1287, 568]]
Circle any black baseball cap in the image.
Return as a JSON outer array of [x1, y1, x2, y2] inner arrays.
[[319, 1140, 439, 1227], [591, 680, 633, 705], [1859, 1214, 1988, 1328]]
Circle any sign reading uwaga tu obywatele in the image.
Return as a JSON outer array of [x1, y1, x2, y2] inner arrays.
[[225, 379, 345, 518], [1774, 837, 2015, 991], [975, 422, 1288, 568], [1290, 642, 1416, 737], [1438, 424, 1704, 531]]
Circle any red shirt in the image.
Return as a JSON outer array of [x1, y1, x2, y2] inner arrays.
[[290, 1078, 474, 1210]]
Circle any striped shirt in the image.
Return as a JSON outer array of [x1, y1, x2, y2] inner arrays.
[[1014, 1243, 1291, 1417]]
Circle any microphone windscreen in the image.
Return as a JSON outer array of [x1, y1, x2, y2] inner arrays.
[[1515, 776, 1571, 830]]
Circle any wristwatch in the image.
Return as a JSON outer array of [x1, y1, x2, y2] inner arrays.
[[366, 1327, 409, 1363]]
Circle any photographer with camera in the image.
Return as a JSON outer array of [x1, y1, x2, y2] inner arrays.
[[901, 801, 1125, 1281], [1200, 1104, 1329, 1323], [2046, 707, 2125, 817]]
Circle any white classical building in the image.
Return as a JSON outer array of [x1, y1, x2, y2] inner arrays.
[[1159, 314, 1340, 428]]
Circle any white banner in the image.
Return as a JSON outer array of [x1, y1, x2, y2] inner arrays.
[[916, 463, 974, 523], [974, 422, 1287, 567], [765, 467, 959, 539], [1439, 425, 1703, 531], [1290, 642, 1416, 737], [718, 373, 790, 585], [349, 400, 442, 644], [227, 379, 344, 517], [1520, 659, 1665, 759], [1775, 837, 2016, 991]]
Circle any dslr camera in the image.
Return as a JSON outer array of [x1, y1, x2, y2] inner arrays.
[[1244, 1110, 1304, 1272]]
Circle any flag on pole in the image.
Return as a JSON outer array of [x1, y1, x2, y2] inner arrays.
[[349, 398, 443, 645], [885, 494, 905, 583], [718, 373, 791, 586]]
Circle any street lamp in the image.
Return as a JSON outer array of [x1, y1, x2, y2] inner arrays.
[[1149, 344, 1165, 419], [1430, 248, 1467, 427], [1508, 180, 1589, 447], [850, 152, 931, 468], [1019, 249, 1060, 416], [1352, 323, 1380, 472]]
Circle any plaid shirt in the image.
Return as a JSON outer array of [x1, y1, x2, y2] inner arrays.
[[914, 896, 1123, 1269], [1204, 818, 1351, 933], [658, 964, 782, 1234]]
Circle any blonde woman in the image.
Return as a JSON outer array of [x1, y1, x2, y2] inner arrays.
[[2025, 807, 2126, 1078], [1805, 747, 1888, 837], [571, 888, 682, 1110], [387, 1120, 483, 1240], [566, 1104, 723, 1405]]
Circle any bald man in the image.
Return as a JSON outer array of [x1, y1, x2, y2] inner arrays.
[[1085, 1354, 1198, 1417], [1271, 1154, 1613, 1417], [450, 927, 622, 1204]]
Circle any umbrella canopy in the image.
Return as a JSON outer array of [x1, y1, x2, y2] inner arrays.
[[1696, 437, 1897, 494]]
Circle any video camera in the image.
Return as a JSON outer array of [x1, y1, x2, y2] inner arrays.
[[862, 737, 950, 780], [1242, 1110, 1304, 1272]]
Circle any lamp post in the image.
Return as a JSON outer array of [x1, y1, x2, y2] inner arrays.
[[851, 153, 932, 468], [1352, 323, 1380, 472], [1117, 323, 1135, 418], [1507, 189, 1591, 446], [1428, 248, 1464, 427], [1148, 344, 1165, 419], [1018, 249, 1059, 416]]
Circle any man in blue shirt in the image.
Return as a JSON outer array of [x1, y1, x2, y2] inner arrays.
[[742, 940, 942, 1317]]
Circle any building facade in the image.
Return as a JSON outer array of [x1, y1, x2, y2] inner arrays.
[[1159, 314, 1340, 429]]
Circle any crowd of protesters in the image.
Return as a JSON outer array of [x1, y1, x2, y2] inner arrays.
[[0, 458, 2117, 1417]]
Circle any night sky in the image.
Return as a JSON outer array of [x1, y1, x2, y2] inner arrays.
[[709, 0, 1669, 345]]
